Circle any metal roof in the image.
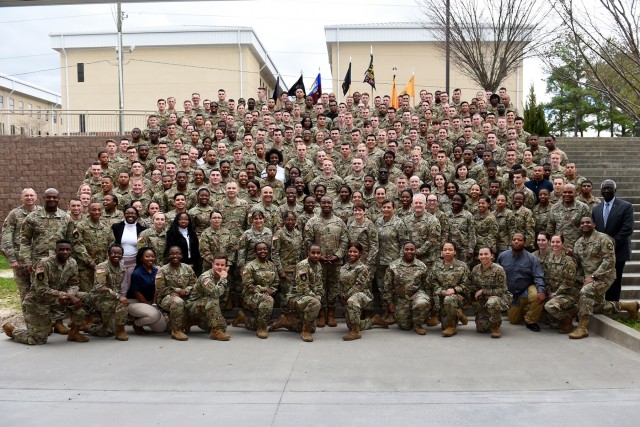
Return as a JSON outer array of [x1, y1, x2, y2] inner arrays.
[[325, 23, 439, 43], [0, 73, 62, 105]]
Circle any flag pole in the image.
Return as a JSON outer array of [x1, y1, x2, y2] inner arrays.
[[412, 67, 416, 109], [370, 45, 374, 100]]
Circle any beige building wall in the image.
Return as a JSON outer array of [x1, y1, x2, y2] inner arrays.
[[328, 42, 523, 110], [60, 45, 274, 113], [0, 85, 61, 136]]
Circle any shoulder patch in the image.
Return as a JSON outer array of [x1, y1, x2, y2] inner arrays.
[[299, 273, 307, 282], [36, 272, 45, 281]]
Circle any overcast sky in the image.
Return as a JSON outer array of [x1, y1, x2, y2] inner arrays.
[[0, 0, 546, 102]]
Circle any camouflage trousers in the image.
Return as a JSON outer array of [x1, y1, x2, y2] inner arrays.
[[13, 266, 30, 303], [440, 294, 467, 319], [395, 291, 432, 330], [578, 280, 619, 318], [278, 271, 295, 313], [475, 296, 510, 331], [321, 263, 341, 309], [243, 293, 274, 330], [290, 295, 321, 324], [545, 294, 579, 321], [12, 295, 88, 345], [78, 266, 96, 293], [93, 295, 128, 330], [159, 294, 188, 330], [187, 298, 227, 332], [344, 292, 373, 328]]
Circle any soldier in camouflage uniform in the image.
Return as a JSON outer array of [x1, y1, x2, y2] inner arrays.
[[91, 244, 129, 340], [511, 192, 535, 251], [569, 217, 639, 339], [187, 254, 231, 341], [471, 247, 511, 338], [346, 203, 379, 269], [3, 240, 90, 344], [188, 188, 214, 237], [237, 210, 273, 268], [383, 242, 432, 335], [155, 246, 197, 341], [271, 211, 303, 312], [473, 196, 498, 255], [532, 188, 552, 236], [447, 193, 476, 263], [1, 188, 40, 301], [69, 202, 114, 292], [547, 184, 591, 251], [341, 242, 388, 340], [543, 235, 581, 334], [270, 244, 324, 341], [403, 194, 442, 267], [303, 196, 349, 327], [233, 242, 279, 339], [432, 242, 472, 337], [137, 212, 168, 265]]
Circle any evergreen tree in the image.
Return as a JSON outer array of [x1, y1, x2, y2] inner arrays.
[[523, 84, 549, 136]]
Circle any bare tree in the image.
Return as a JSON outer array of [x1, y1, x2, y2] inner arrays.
[[550, 0, 640, 128], [419, 0, 549, 92]]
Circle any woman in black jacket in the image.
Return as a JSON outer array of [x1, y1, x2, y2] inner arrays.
[[164, 212, 202, 275], [112, 206, 147, 295]]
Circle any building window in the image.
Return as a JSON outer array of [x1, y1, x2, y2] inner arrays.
[[18, 101, 23, 111], [36, 106, 41, 119], [9, 98, 14, 113], [77, 63, 85, 82], [52, 111, 57, 124], [0, 96, 3, 110], [10, 125, 16, 135], [27, 104, 32, 116]]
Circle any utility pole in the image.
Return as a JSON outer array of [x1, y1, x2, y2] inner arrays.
[[117, 2, 125, 135], [445, 0, 450, 94]]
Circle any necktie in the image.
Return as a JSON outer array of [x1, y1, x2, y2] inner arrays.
[[603, 202, 610, 227]]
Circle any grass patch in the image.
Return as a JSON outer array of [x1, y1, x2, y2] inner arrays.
[[616, 318, 640, 332], [0, 277, 20, 311], [0, 255, 9, 270]]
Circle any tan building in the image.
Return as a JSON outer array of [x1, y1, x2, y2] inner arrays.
[[325, 23, 524, 110], [0, 73, 62, 136], [49, 27, 285, 132]]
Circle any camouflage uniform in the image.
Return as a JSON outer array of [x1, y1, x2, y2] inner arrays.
[[188, 204, 214, 237], [333, 201, 354, 225], [309, 175, 345, 200], [91, 260, 127, 332], [470, 262, 511, 332], [1, 205, 41, 299], [547, 200, 591, 249], [303, 214, 349, 308], [574, 231, 620, 318], [446, 210, 476, 262], [271, 227, 303, 310], [69, 218, 114, 292], [249, 202, 281, 231], [340, 260, 376, 330], [383, 257, 432, 330], [187, 270, 228, 332], [403, 212, 442, 266], [494, 208, 515, 253], [19, 208, 70, 267], [543, 253, 580, 321], [137, 227, 168, 265], [12, 256, 87, 345], [102, 209, 124, 226], [241, 258, 279, 330], [346, 217, 379, 268], [512, 206, 535, 251], [237, 227, 273, 268], [287, 258, 324, 327], [432, 259, 471, 322], [374, 215, 409, 300], [156, 263, 197, 330], [473, 212, 498, 255], [532, 203, 552, 237]]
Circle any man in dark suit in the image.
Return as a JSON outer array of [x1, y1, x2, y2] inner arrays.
[[592, 179, 634, 301]]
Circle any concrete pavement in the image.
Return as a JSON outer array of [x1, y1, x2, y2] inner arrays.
[[1, 322, 640, 426]]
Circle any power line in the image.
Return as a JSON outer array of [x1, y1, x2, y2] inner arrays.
[[0, 13, 110, 24], [0, 53, 57, 60]]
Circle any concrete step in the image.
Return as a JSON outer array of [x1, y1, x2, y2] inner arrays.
[[621, 284, 640, 299], [632, 240, 640, 250], [623, 261, 640, 273], [622, 273, 640, 287]]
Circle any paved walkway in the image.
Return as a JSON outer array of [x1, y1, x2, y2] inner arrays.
[[1, 322, 639, 426]]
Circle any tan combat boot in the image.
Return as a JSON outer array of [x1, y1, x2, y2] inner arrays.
[[268, 314, 293, 332], [426, 313, 440, 327], [490, 321, 501, 339], [52, 320, 70, 335], [456, 308, 468, 325], [300, 323, 313, 342], [327, 306, 337, 327], [210, 328, 231, 341], [569, 317, 590, 339], [442, 318, 457, 337], [343, 324, 361, 341], [3, 322, 15, 338], [371, 314, 389, 329], [232, 310, 246, 327], [414, 324, 427, 335], [171, 328, 188, 341], [382, 309, 396, 325], [256, 322, 268, 339], [619, 301, 640, 320], [115, 326, 129, 341], [558, 316, 574, 334], [317, 308, 327, 328], [67, 325, 90, 343]]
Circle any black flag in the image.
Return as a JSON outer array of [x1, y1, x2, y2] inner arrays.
[[272, 76, 283, 101], [342, 62, 352, 96], [287, 74, 305, 97]]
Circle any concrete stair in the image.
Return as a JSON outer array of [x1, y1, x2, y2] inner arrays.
[[557, 137, 640, 300]]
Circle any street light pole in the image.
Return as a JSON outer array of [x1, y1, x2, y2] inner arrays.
[[117, 2, 125, 135], [445, 0, 450, 94]]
